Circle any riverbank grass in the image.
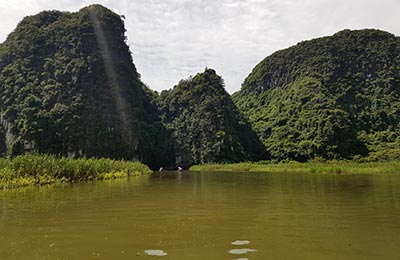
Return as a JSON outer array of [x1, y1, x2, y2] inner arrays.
[[0, 154, 152, 189], [190, 161, 400, 174]]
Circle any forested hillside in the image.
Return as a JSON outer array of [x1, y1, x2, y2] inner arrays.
[[158, 69, 265, 166], [0, 5, 173, 168], [1, 6, 399, 167], [234, 29, 400, 161]]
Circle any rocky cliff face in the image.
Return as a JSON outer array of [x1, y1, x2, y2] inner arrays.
[[234, 29, 400, 160], [2, 8, 399, 165], [158, 69, 266, 166], [0, 5, 172, 168]]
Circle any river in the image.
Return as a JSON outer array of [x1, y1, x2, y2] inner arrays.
[[1, 171, 399, 259]]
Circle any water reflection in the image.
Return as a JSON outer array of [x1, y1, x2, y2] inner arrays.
[[0, 172, 399, 260], [150, 170, 194, 183]]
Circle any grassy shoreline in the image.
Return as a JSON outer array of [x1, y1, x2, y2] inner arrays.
[[190, 161, 400, 174], [0, 154, 152, 190]]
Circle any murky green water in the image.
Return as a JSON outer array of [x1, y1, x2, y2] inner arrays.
[[1, 171, 400, 260]]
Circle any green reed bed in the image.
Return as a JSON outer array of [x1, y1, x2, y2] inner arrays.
[[0, 154, 152, 189], [190, 160, 400, 174]]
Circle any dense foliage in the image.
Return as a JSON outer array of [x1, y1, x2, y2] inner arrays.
[[158, 69, 265, 166], [1, 7, 399, 167], [0, 5, 173, 169], [234, 29, 400, 161]]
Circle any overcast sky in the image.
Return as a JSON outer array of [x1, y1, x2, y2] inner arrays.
[[1, 0, 399, 93]]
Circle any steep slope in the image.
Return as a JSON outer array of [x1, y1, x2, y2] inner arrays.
[[0, 5, 172, 168], [234, 29, 400, 161], [158, 69, 266, 166]]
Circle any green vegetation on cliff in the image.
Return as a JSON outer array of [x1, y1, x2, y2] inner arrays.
[[1, 6, 400, 168], [158, 69, 265, 166], [0, 5, 173, 169], [234, 29, 400, 161]]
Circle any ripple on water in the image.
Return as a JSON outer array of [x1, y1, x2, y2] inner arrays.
[[144, 249, 168, 256], [228, 248, 257, 255], [231, 240, 250, 245]]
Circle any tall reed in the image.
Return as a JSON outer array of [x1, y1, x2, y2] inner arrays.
[[0, 154, 152, 189], [190, 160, 400, 174]]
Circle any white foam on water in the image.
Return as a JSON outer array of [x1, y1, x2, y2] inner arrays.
[[231, 240, 250, 245], [144, 249, 168, 256], [228, 248, 257, 255]]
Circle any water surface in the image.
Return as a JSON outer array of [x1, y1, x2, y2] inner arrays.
[[1, 171, 399, 259]]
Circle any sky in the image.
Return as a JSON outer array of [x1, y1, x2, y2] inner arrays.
[[1, 0, 399, 93]]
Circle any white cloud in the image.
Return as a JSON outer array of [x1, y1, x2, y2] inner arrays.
[[1, 0, 399, 93]]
